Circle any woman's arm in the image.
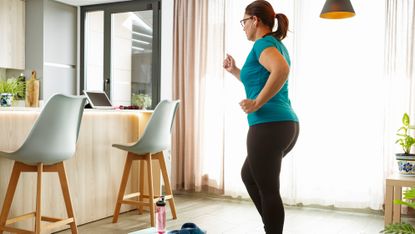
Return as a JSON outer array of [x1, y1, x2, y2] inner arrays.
[[239, 47, 289, 113]]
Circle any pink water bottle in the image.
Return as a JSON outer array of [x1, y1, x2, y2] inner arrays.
[[156, 196, 166, 233]]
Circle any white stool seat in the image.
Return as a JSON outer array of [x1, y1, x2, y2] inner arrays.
[[0, 94, 86, 234], [112, 100, 180, 227]]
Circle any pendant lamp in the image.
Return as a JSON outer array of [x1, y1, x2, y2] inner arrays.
[[320, 0, 355, 19]]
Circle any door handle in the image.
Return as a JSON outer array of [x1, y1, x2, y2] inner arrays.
[[104, 78, 110, 93]]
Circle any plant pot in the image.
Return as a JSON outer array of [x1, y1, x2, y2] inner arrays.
[[396, 153, 415, 176], [0, 93, 13, 107]]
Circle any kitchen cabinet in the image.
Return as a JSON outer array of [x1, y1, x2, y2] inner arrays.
[[0, 0, 25, 69]]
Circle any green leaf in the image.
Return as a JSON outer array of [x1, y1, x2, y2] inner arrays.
[[396, 113, 415, 154], [403, 188, 415, 200], [0, 78, 25, 99], [398, 127, 407, 133], [381, 222, 415, 233], [394, 200, 415, 209], [403, 113, 410, 126]]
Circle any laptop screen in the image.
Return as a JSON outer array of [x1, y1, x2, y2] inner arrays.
[[84, 91, 113, 108]]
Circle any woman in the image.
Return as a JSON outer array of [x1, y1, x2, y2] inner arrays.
[[223, 1, 299, 233]]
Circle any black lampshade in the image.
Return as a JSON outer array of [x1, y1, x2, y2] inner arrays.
[[320, 0, 355, 19]]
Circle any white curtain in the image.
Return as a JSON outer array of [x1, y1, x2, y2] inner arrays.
[[177, 0, 415, 210], [199, 0, 226, 192], [220, 0, 388, 210], [383, 0, 415, 176], [277, 0, 386, 210]]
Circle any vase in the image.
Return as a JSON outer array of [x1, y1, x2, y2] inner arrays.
[[396, 153, 415, 176], [0, 93, 13, 107], [26, 70, 39, 107]]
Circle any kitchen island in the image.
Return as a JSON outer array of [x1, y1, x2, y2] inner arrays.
[[0, 108, 158, 232]]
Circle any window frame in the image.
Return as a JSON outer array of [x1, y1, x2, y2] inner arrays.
[[80, 0, 161, 108]]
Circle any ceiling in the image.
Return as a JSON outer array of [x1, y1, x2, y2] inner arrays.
[[55, 0, 128, 6]]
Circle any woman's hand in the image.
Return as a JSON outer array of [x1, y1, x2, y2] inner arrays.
[[239, 99, 259, 113], [223, 54, 241, 81], [223, 54, 237, 74]]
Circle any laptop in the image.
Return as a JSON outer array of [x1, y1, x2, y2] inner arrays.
[[83, 90, 115, 110]]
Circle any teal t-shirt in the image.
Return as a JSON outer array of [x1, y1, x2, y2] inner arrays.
[[240, 35, 298, 126]]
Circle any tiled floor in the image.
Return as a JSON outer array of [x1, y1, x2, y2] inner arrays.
[[55, 193, 386, 234]]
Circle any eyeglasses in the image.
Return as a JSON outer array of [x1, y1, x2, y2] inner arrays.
[[240, 16, 253, 27]]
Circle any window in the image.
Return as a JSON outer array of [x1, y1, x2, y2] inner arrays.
[[80, 0, 161, 108]]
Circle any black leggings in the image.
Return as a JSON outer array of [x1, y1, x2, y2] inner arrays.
[[241, 121, 299, 234]]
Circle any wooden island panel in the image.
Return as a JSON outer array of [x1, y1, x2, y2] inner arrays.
[[0, 109, 156, 232]]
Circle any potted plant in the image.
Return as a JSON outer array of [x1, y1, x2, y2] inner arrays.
[[382, 187, 415, 233], [395, 113, 415, 175], [132, 93, 152, 109], [0, 78, 25, 107]]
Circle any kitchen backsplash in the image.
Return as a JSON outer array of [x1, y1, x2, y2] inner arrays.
[[0, 68, 25, 81]]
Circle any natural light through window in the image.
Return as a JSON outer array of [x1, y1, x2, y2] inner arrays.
[[210, 0, 388, 209]]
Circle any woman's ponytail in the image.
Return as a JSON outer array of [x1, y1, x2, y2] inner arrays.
[[272, 13, 289, 40], [245, 1, 289, 40]]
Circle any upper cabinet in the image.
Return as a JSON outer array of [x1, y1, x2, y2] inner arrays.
[[0, 0, 25, 69]]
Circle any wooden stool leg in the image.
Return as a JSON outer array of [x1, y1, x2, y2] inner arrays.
[[0, 162, 22, 234], [113, 154, 134, 223], [158, 152, 177, 219], [146, 154, 155, 227], [138, 160, 145, 215], [35, 163, 43, 234], [57, 162, 78, 234], [393, 186, 402, 224], [384, 183, 393, 226]]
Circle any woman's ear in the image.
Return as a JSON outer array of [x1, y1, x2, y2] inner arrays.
[[253, 16, 260, 26], [253, 16, 259, 26]]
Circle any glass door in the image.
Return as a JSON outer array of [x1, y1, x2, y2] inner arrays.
[[81, 0, 160, 108], [111, 10, 153, 107]]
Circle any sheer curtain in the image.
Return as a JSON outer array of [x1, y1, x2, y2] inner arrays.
[[383, 0, 415, 175], [222, 0, 387, 210], [278, 0, 386, 209], [172, 0, 415, 210]]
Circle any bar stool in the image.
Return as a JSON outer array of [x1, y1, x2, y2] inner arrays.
[[112, 100, 179, 227], [0, 94, 86, 234]]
